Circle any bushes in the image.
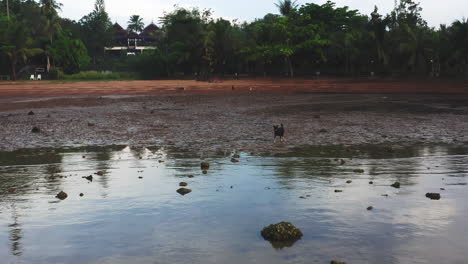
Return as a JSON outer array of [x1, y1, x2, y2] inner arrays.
[[60, 71, 137, 80]]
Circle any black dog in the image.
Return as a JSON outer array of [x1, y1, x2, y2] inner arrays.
[[273, 124, 285, 143]]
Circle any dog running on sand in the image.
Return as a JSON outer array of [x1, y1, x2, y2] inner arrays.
[[273, 124, 285, 143]]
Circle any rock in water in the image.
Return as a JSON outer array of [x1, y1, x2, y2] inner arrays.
[[334, 190, 343, 193], [353, 169, 365, 173], [79, 193, 84, 197], [201, 162, 210, 170], [95, 171, 105, 176], [346, 180, 352, 184], [82, 175, 93, 181], [369, 181, 374, 184], [331, 261, 347, 264], [179, 182, 188, 187], [231, 158, 239, 163], [31, 127, 41, 133], [28, 111, 35, 115], [391, 182, 401, 188], [56, 191, 68, 200], [426, 193, 441, 200], [176, 188, 192, 195], [261, 222, 303, 242], [233, 154, 240, 159], [367, 206, 374, 211], [202, 170, 208, 174]]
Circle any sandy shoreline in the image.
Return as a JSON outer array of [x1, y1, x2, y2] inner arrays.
[[1, 81, 468, 153]]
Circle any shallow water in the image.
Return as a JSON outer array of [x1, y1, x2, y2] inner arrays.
[[1, 145, 468, 264]]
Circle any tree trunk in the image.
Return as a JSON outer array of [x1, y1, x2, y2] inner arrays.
[[287, 56, 294, 78], [10, 58, 17, 81]]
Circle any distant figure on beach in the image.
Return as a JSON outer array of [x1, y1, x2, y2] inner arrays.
[[273, 124, 285, 143]]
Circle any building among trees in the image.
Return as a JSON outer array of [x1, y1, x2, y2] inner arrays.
[[105, 23, 162, 55]]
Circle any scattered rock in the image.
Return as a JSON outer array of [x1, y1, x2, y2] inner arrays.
[[159, 160, 164, 163], [202, 170, 208, 174], [138, 176, 143, 179], [56, 191, 68, 200], [353, 169, 365, 173], [87, 122, 95, 127], [82, 175, 93, 181], [201, 162, 210, 170], [346, 180, 352, 184], [367, 206, 374, 211], [8, 188, 16, 193], [233, 154, 240, 159], [340, 159, 346, 165], [188, 175, 195, 178], [331, 261, 347, 264], [319, 129, 328, 133], [382, 194, 389, 197], [391, 182, 401, 188], [79, 193, 84, 197], [31, 127, 41, 133], [95, 171, 105, 176], [334, 190, 343, 193], [426, 193, 441, 200], [28, 111, 35, 115], [440, 188, 445, 191], [299, 196, 306, 199], [369, 181, 374, 184], [231, 158, 239, 163], [179, 182, 188, 187], [176, 188, 192, 195], [261, 222, 303, 242], [82, 155, 86, 159]]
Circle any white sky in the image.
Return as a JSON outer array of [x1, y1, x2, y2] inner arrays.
[[58, 0, 467, 28]]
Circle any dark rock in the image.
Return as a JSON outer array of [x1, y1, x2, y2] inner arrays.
[[353, 169, 365, 173], [440, 188, 445, 191], [231, 158, 239, 163], [28, 111, 35, 115], [95, 171, 105, 176], [367, 206, 374, 211], [340, 159, 346, 165], [369, 181, 374, 184], [331, 261, 347, 264], [79, 193, 84, 197], [233, 154, 240, 159], [176, 188, 192, 195], [391, 182, 401, 188], [382, 194, 389, 197], [334, 190, 343, 193], [159, 160, 164, 163], [87, 122, 95, 127], [346, 180, 352, 184], [314, 115, 321, 119], [426, 193, 441, 200], [261, 222, 303, 243], [201, 162, 210, 170], [299, 196, 306, 199], [31, 127, 41, 133], [8, 188, 16, 193], [82, 175, 93, 182], [56, 191, 68, 200], [188, 175, 195, 178], [319, 129, 328, 133], [138, 176, 143, 179], [202, 170, 208, 174], [82, 156, 86, 158], [179, 182, 188, 187]]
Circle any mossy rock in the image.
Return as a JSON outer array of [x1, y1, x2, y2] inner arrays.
[[391, 182, 401, 188], [261, 222, 303, 242], [201, 162, 210, 170], [177, 188, 192, 195], [56, 191, 68, 200]]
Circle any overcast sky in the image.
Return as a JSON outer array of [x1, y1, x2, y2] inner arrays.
[[58, 0, 467, 28]]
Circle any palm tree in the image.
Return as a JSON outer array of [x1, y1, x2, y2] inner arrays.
[[6, 0, 9, 20], [128, 15, 145, 33], [275, 0, 299, 17]]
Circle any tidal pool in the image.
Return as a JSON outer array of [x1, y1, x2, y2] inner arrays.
[[0, 144, 468, 264]]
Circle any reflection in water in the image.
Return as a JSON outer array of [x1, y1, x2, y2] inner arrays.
[[0, 144, 467, 264]]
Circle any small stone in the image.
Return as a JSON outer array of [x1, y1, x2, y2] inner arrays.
[[159, 160, 164, 163], [353, 169, 365, 173], [79, 193, 84, 197], [319, 129, 328, 133], [28, 111, 35, 115], [231, 158, 239, 163], [31, 127, 41, 133], [138, 176, 143, 179], [179, 182, 188, 187], [314, 115, 321, 119], [300, 196, 306, 199], [233, 154, 240, 159], [8, 188, 16, 193], [426, 193, 441, 200], [335, 190, 343, 193], [369, 181, 374, 184], [367, 206, 374, 211], [176, 188, 192, 195], [87, 122, 95, 127], [201, 162, 210, 170], [382, 194, 389, 197], [56, 191, 68, 200], [82, 155, 86, 158], [346, 180, 352, 184], [340, 159, 346, 165], [440, 188, 445, 191], [261, 222, 303, 242], [188, 175, 195, 178], [391, 182, 401, 188], [82, 175, 93, 181], [202, 170, 208, 174], [95, 171, 105, 176], [331, 261, 347, 264]]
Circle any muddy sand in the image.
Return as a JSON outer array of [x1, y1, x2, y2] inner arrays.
[[1, 78, 468, 153]]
